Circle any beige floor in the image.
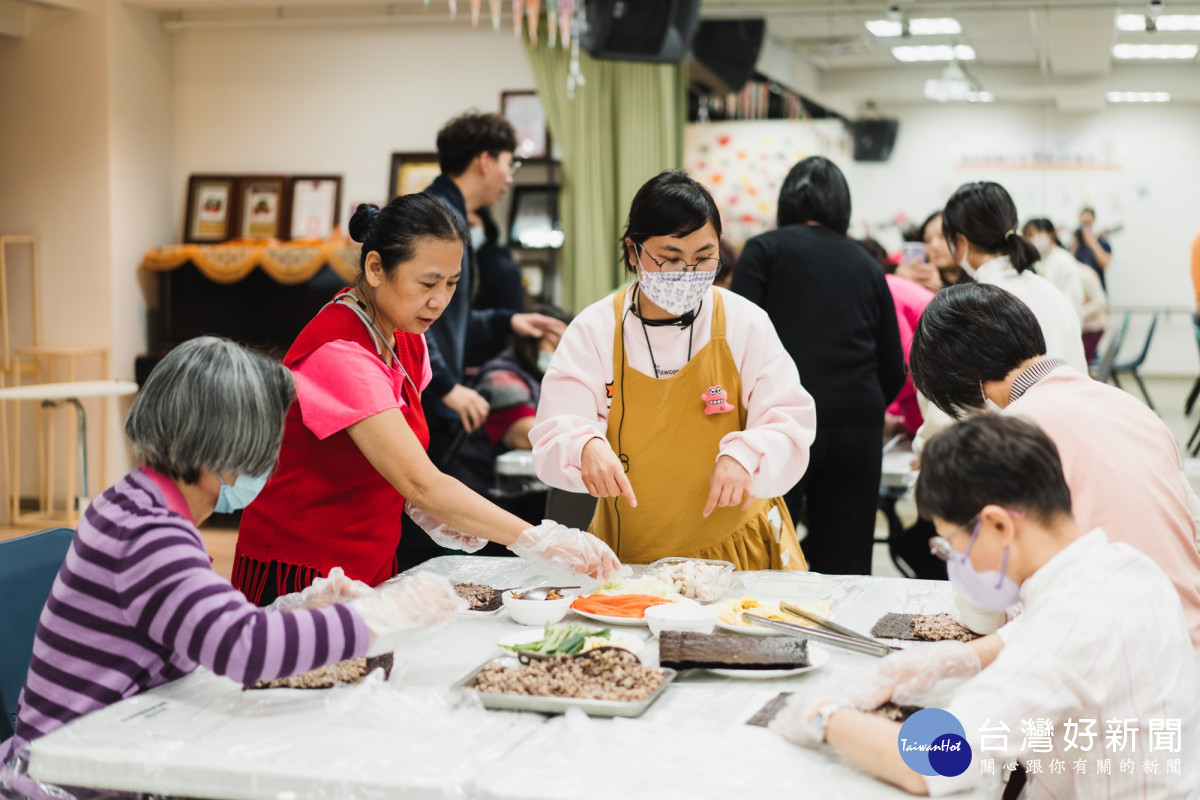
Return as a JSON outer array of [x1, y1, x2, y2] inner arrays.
[[4, 375, 1200, 583]]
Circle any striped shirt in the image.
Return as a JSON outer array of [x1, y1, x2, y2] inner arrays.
[[0, 467, 370, 762]]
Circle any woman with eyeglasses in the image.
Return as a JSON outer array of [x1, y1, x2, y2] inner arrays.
[[530, 170, 816, 570]]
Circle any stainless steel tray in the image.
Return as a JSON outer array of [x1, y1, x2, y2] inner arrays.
[[455, 656, 677, 718]]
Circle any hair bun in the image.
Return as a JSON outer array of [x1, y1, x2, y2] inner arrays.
[[348, 203, 381, 244]]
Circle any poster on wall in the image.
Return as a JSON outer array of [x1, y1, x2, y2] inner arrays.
[[683, 120, 850, 249]]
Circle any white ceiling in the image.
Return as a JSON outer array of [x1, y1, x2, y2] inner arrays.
[[703, 0, 1200, 114], [5, 0, 1199, 114]]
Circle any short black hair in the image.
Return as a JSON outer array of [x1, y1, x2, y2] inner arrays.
[[1080, 206, 1096, 217], [436, 112, 518, 177], [915, 414, 1073, 527], [776, 156, 851, 235], [942, 181, 1040, 274], [909, 283, 1047, 419], [621, 170, 722, 275]]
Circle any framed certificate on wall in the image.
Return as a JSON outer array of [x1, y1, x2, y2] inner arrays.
[[185, 176, 238, 243], [502, 91, 550, 160], [289, 176, 342, 240]]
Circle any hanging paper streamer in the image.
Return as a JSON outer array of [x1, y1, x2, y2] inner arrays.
[[546, 0, 558, 47], [448, 0, 457, 20], [566, 0, 586, 99], [526, 0, 540, 44], [514, 0, 524, 39], [559, 0, 572, 49], [490, 0, 501, 31], [471, 0, 481, 28]]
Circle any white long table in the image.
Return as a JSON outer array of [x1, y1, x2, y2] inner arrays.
[[28, 557, 963, 800]]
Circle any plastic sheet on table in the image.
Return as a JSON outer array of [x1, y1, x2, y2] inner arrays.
[[473, 709, 920, 800], [21, 668, 542, 800]]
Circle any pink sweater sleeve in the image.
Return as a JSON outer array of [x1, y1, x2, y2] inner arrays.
[[530, 301, 615, 492]]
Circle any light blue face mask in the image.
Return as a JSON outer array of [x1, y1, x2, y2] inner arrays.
[[536, 350, 553, 375], [215, 471, 271, 514]]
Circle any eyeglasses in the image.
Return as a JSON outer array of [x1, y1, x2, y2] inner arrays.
[[509, 159, 523, 177], [635, 243, 721, 273], [929, 509, 1024, 562]]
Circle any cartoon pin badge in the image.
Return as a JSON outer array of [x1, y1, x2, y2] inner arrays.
[[702, 385, 735, 415]]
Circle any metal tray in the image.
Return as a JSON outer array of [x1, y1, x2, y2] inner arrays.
[[455, 656, 677, 718]]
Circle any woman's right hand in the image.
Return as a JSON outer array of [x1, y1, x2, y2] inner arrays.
[[442, 384, 490, 433], [581, 437, 637, 507]]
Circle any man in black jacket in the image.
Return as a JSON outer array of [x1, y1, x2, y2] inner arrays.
[[401, 111, 564, 569]]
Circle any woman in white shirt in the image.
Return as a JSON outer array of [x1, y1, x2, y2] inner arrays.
[[530, 170, 816, 570], [1022, 217, 1085, 320], [941, 182, 1087, 372]]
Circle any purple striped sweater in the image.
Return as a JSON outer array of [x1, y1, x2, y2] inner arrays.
[[0, 467, 370, 763]]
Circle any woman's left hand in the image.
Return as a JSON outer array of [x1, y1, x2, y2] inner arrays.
[[703, 455, 755, 517]]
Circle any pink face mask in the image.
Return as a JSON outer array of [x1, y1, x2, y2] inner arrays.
[[946, 516, 1023, 611]]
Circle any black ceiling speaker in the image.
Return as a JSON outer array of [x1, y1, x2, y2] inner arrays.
[[689, 19, 766, 95], [852, 119, 899, 162], [582, 0, 702, 63]]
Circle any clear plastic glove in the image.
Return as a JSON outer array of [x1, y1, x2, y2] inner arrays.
[[769, 690, 850, 749], [265, 566, 372, 612], [404, 500, 488, 553], [851, 640, 982, 709], [507, 520, 621, 580], [348, 572, 467, 656]]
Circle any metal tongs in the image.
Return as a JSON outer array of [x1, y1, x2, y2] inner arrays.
[[741, 610, 898, 658]]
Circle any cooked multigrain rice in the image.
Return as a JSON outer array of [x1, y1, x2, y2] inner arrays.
[[454, 582, 502, 611], [472, 648, 663, 702], [253, 653, 393, 690], [910, 612, 980, 643]]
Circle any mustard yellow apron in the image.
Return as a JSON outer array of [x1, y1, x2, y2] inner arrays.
[[588, 287, 807, 571]]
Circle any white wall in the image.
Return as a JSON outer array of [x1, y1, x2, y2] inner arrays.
[[0, 3, 115, 504], [840, 103, 1200, 376], [170, 21, 538, 234], [107, 1, 174, 481]]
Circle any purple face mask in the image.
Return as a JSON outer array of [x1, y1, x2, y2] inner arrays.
[[946, 517, 1023, 611]]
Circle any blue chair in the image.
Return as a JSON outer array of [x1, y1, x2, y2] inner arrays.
[[1109, 312, 1159, 410], [0, 526, 74, 741]]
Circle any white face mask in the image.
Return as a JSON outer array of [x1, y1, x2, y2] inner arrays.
[[958, 252, 977, 279], [536, 349, 553, 374], [1030, 233, 1053, 257], [636, 267, 715, 316], [469, 227, 487, 251]]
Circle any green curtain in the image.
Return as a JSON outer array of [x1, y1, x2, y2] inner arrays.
[[527, 44, 686, 312]]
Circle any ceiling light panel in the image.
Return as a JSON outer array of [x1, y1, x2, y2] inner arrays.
[[866, 17, 962, 37], [1112, 43, 1199, 59], [1106, 91, 1172, 102], [892, 44, 976, 62], [1116, 13, 1200, 31]]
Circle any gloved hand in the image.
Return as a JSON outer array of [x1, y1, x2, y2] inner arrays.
[[405, 501, 488, 553], [348, 572, 467, 656], [507, 520, 621, 580], [266, 566, 372, 612], [851, 640, 982, 710], [769, 690, 852, 749]]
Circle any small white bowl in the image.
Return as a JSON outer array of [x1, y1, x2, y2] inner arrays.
[[501, 589, 575, 627], [643, 601, 719, 637]]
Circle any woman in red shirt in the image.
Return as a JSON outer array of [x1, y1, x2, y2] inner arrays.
[[234, 194, 618, 604]]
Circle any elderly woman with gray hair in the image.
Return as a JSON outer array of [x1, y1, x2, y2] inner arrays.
[[0, 337, 459, 773]]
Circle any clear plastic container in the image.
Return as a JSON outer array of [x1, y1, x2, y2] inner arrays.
[[644, 557, 734, 603]]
